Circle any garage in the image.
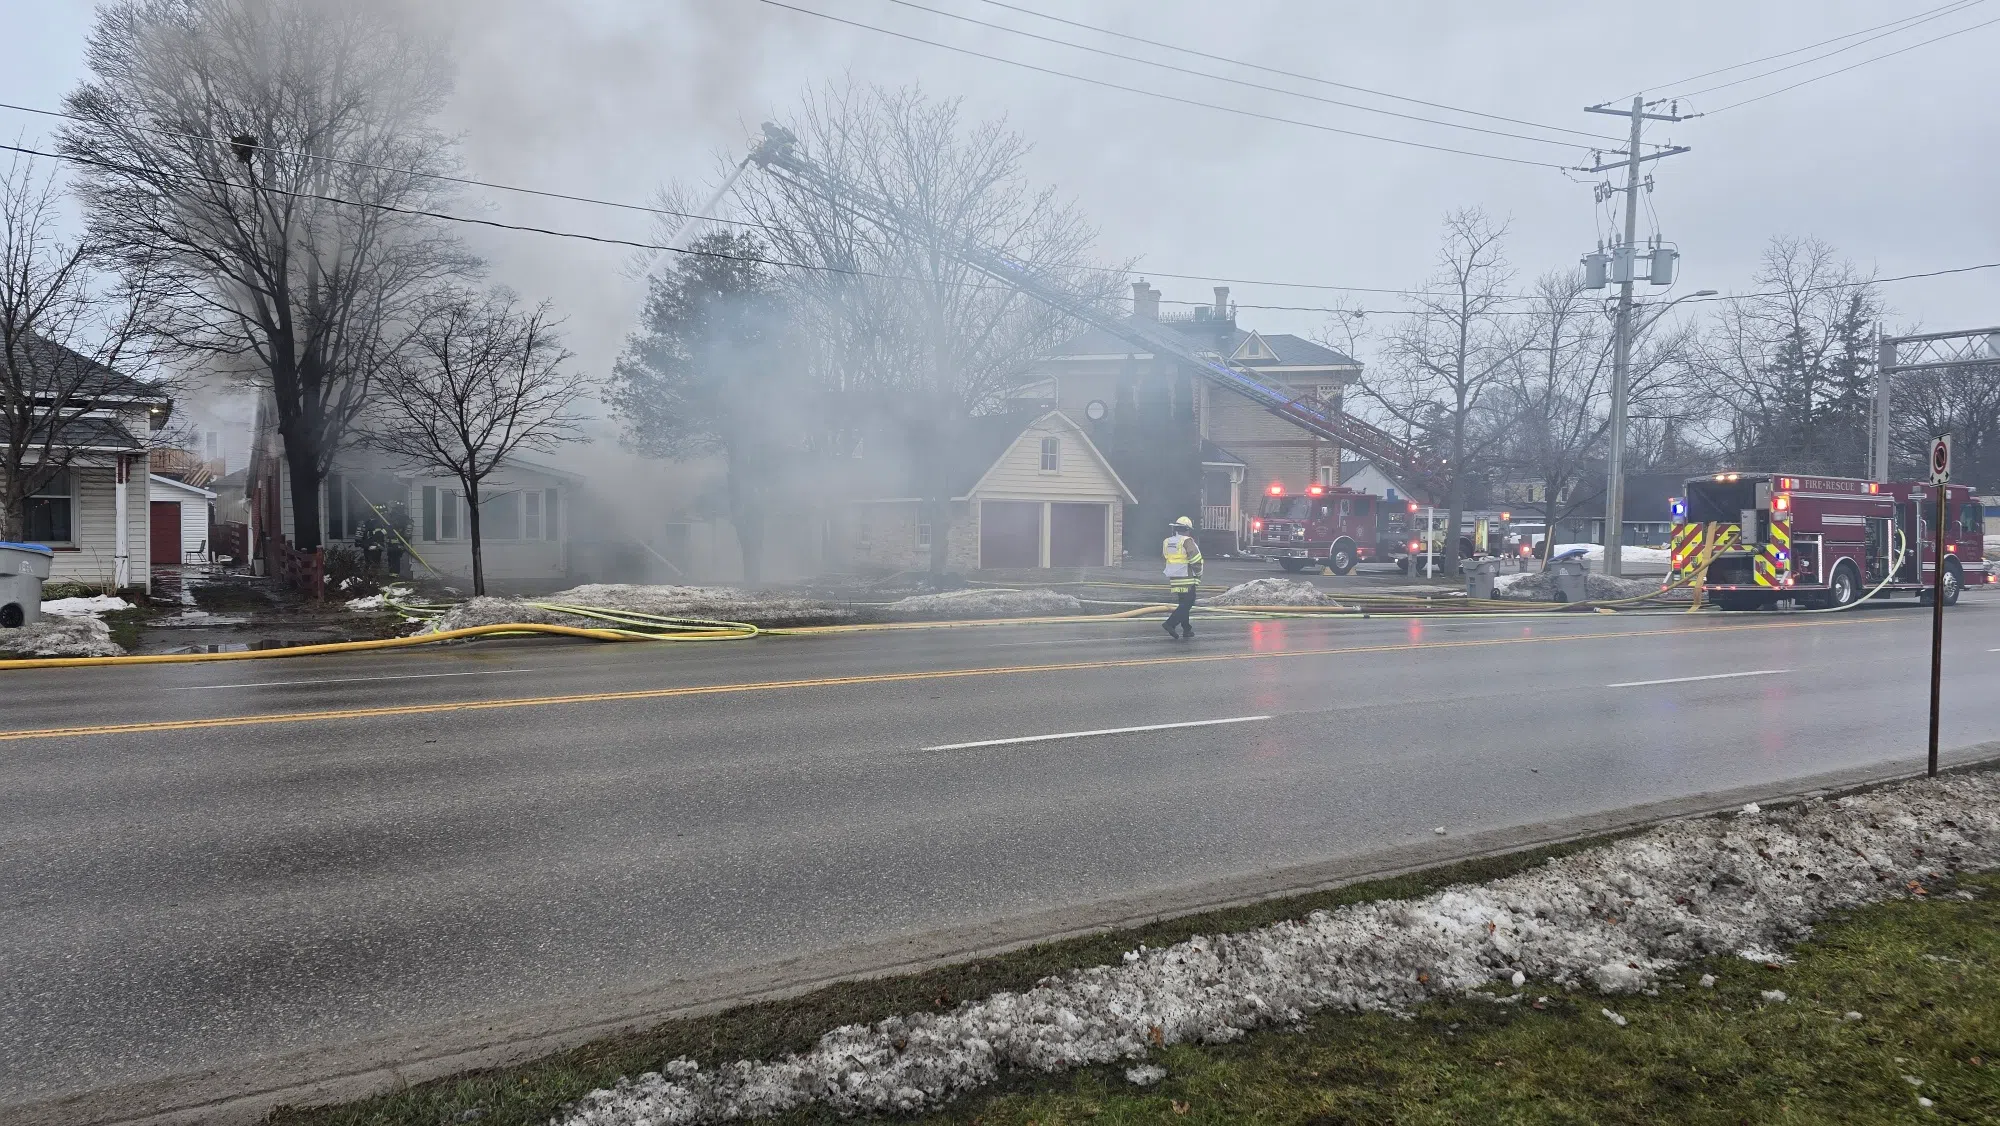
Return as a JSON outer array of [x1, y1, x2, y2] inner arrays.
[[147, 474, 216, 566], [1049, 502, 1109, 567], [978, 500, 1042, 568]]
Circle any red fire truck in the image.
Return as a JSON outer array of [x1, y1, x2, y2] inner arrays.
[[1246, 482, 1390, 574], [1672, 471, 1986, 611]]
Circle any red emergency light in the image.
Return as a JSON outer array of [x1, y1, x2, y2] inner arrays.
[[1267, 483, 1285, 496], [1250, 518, 1263, 532], [1406, 501, 1419, 513], [1868, 483, 1879, 494], [1307, 484, 1325, 496], [1773, 494, 1791, 511]]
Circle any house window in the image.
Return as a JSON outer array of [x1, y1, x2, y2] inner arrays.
[[421, 486, 438, 541], [524, 490, 542, 541], [916, 513, 932, 549], [544, 489, 559, 541], [325, 473, 346, 541], [479, 490, 521, 540], [1040, 437, 1060, 472], [22, 469, 73, 544], [204, 431, 219, 458], [441, 489, 459, 540]]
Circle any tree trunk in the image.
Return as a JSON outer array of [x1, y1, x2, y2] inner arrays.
[[465, 478, 486, 596], [723, 446, 767, 584], [285, 441, 324, 552]]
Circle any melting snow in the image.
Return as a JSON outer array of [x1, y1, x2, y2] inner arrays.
[[1207, 578, 1342, 607], [879, 588, 1083, 618], [557, 772, 2000, 1126], [0, 614, 124, 657], [424, 584, 853, 632], [39, 595, 132, 616]]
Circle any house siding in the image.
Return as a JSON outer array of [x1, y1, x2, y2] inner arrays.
[[1205, 385, 1342, 496], [41, 464, 151, 591], [847, 500, 978, 572], [975, 416, 1130, 502]]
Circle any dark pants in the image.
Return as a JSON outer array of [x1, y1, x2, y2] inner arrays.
[[1164, 588, 1197, 636]]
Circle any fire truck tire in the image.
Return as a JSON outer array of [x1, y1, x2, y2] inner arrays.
[[1815, 561, 1861, 610], [1279, 557, 1309, 573], [1328, 541, 1357, 575]]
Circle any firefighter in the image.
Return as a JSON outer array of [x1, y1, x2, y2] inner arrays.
[[1162, 516, 1203, 639]]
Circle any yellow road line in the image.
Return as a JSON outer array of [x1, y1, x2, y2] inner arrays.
[[0, 616, 1866, 744]]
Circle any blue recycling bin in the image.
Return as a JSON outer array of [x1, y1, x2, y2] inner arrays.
[[0, 541, 55, 628]]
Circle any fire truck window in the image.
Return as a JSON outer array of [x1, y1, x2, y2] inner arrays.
[[1686, 479, 1756, 523], [1313, 501, 1332, 520], [1338, 500, 1351, 517], [1263, 496, 1311, 519], [1959, 503, 1983, 540]]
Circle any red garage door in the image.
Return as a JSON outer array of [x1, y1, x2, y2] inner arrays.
[[978, 501, 1041, 568], [150, 501, 181, 564], [1049, 502, 1107, 567]]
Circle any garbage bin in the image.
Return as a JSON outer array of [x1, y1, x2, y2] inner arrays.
[[1465, 557, 1500, 600], [1548, 548, 1590, 604], [0, 541, 55, 628]]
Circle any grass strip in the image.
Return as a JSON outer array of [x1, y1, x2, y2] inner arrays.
[[269, 836, 1631, 1126], [871, 872, 2000, 1126]]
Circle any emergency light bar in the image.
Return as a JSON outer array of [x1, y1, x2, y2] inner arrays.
[[1307, 484, 1325, 495], [1268, 483, 1284, 496]]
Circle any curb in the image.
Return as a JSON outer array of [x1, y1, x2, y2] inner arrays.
[[15, 741, 1999, 1126]]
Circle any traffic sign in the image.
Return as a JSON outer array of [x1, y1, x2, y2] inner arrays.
[[1930, 435, 1952, 484]]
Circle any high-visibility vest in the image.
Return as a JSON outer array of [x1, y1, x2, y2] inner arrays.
[[1163, 534, 1202, 588]]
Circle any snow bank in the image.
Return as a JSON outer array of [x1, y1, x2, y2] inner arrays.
[[1207, 578, 1342, 608], [40, 595, 132, 616], [558, 771, 2000, 1126], [880, 588, 1083, 619], [346, 584, 413, 613], [0, 614, 124, 657], [423, 584, 853, 633], [1496, 571, 1663, 604]]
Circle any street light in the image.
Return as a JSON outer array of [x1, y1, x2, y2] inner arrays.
[[1604, 288, 1718, 577]]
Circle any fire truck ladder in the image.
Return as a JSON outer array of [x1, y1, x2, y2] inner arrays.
[[746, 124, 1440, 490]]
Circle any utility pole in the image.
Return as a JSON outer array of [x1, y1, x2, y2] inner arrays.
[[1581, 97, 1691, 577]]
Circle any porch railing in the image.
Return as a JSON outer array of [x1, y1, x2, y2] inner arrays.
[[272, 538, 324, 600], [1200, 505, 1236, 532]]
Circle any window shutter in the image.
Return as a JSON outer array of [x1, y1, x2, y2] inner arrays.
[[421, 486, 437, 541]]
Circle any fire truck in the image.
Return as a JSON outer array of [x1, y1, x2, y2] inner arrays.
[[1246, 482, 1390, 574], [1671, 471, 1986, 611]]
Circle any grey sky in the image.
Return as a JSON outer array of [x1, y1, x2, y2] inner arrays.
[[4, 0, 1996, 384]]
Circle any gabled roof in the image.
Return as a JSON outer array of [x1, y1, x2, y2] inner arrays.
[[46, 417, 146, 453], [4, 335, 168, 403], [962, 411, 1137, 503], [1044, 319, 1359, 369]]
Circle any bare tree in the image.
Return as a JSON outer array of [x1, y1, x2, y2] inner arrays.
[[1692, 236, 1881, 475], [59, 0, 474, 551], [361, 287, 585, 595], [0, 152, 159, 543], [1494, 269, 1698, 563], [1893, 361, 2000, 491], [1362, 209, 1521, 576], [732, 81, 1124, 574]]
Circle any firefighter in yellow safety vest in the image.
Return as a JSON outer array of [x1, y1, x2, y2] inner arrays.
[[1162, 516, 1204, 639]]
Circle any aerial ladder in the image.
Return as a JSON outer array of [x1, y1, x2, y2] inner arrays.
[[744, 124, 1441, 491]]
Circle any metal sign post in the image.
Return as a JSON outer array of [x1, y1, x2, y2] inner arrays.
[[1927, 435, 1951, 778]]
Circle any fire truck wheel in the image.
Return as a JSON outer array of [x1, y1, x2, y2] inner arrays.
[[1818, 562, 1860, 609], [1942, 563, 1963, 607], [1279, 557, 1309, 573], [1328, 542, 1356, 575]]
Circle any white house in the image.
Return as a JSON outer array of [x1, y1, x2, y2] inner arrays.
[[6, 338, 173, 592]]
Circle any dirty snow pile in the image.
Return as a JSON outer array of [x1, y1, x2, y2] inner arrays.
[[1206, 577, 1343, 607], [1496, 570, 1664, 603], [0, 614, 124, 657], [423, 584, 853, 632], [879, 588, 1083, 619], [39, 595, 133, 616], [345, 584, 413, 613], [558, 772, 2000, 1126]]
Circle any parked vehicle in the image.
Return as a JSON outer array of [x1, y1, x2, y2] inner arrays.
[[1671, 471, 1986, 610], [1247, 483, 1387, 574]]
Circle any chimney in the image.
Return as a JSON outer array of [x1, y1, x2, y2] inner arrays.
[[1213, 286, 1230, 319], [1132, 280, 1160, 321]]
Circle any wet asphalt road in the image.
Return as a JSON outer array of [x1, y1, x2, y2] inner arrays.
[[3, 593, 1998, 1111]]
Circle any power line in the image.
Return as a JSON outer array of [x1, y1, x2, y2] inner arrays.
[[745, 0, 1573, 169], [1631, 0, 1983, 99], [877, 0, 1622, 152], [1704, 13, 2000, 113], [1673, 0, 1990, 99], [964, 0, 1627, 146], [0, 98, 1521, 300]]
